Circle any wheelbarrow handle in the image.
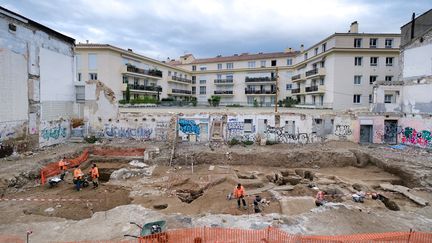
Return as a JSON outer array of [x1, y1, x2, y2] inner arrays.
[[129, 222, 143, 229], [124, 234, 139, 238]]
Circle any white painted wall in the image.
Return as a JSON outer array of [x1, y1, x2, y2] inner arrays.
[[403, 43, 432, 78]]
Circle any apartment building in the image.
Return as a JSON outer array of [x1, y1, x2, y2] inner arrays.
[[170, 51, 298, 106], [171, 22, 401, 110]]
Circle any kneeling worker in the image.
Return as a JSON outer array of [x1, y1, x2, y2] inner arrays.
[[234, 183, 247, 210], [90, 163, 99, 189]]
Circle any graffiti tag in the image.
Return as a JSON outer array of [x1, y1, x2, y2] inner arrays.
[[334, 125, 352, 137], [401, 127, 432, 148], [104, 126, 152, 139], [178, 119, 200, 135]]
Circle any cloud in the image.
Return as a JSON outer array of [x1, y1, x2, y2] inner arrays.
[[1, 0, 431, 60]]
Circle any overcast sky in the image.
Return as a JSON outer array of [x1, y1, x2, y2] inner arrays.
[[1, 0, 431, 60]]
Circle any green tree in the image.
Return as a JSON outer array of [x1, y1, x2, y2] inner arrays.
[[125, 85, 131, 103]]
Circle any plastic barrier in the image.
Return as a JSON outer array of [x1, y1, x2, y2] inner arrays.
[[40, 149, 89, 184], [92, 147, 145, 157], [47, 228, 432, 243]]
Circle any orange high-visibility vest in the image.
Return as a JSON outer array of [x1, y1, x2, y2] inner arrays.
[[90, 167, 99, 179], [73, 168, 83, 179], [233, 186, 245, 198], [58, 160, 67, 170]]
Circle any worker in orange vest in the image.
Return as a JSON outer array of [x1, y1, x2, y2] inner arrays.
[[233, 183, 247, 210], [73, 165, 84, 191], [89, 163, 99, 189], [58, 157, 69, 180]]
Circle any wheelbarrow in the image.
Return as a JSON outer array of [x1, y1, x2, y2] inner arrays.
[[124, 220, 168, 242]]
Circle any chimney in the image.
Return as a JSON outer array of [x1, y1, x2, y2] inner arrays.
[[284, 47, 293, 53], [127, 48, 133, 52], [410, 12, 416, 39], [350, 21, 358, 33], [300, 44, 304, 52], [86, 40, 89, 44]]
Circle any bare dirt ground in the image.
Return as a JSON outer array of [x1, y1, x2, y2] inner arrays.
[[0, 140, 431, 242]]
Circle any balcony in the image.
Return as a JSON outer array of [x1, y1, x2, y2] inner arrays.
[[214, 79, 234, 84], [245, 89, 276, 95], [124, 64, 163, 78], [245, 77, 276, 83], [169, 76, 192, 84], [170, 89, 192, 96], [214, 90, 234, 95], [291, 88, 301, 94], [305, 68, 325, 79], [305, 85, 325, 93], [291, 74, 306, 82], [295, 102, 332, 109], [127, 84, 162, 92]]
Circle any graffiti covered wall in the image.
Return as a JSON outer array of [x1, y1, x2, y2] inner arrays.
[[39, 120, 70, 147], [398, 118, 432, 148]]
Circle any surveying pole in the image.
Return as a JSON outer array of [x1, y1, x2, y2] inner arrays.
[[274, 67, 279, 113]]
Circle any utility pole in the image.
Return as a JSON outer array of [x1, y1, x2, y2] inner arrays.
[[274, 67, 279, 113]]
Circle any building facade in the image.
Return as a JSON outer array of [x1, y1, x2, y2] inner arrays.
[[75, 44, 193, 126], [171, 22, 401, 111], [0, 7, 76, 150]]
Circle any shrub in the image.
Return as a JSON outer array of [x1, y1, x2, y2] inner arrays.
[[119, 99, 127, 105], [228, 138, 240, 146], [266, 140, 279, 145], [253, 99, 258, 107], [208, 96, 221, 107], [161, 97, 175, 102], [278, 100, 283, 107], [242, 140, 254, 146], [130, 96, 157, 105], [84, 136, 99, 144], [226, 104, 243, 107], [284, 97, 299, 107], [125, 85, 130, 102]]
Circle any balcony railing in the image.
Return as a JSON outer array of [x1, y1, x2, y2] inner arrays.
[[245, 77, 276, 82], [291, 88, 301, 94], [171, 89, 192, 95], [245, 89, 276, 94], [126, 65, 163, 78], [305, 68, 318, 77], [305, 85, 319, 92], [291, 74, 301, 81], [214, 90, 233, 95], [128, 84, 162, 92], [171, 76, 192, 84], [214, 79, 234, 84]]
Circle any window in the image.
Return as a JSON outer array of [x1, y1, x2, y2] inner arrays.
[[192, 86, 196, 94], [244, 119, 253, 131], [354, 38, 362, 48], [386, 57, 394, 66], [88, 54, 97, 69], [174, 72, 177, 77], [226, 74, 233, 80], [319, 78, 325, 85], [89, 73, 98, 80], [369, 38, 377, 48], [370, 57, 378, 66], [369, 94, 373, 103], [76, 86, 85, 102], [199, 86, 206, 94], [247, 97, 254, 105], [369, 75, 377, 84], [354, 57, 363, 66], [216, 74, 222, 79], [287, 58, 292, 66], [8, 23, 16, 32], [353, 94, 361, 104], [168, 71, 171, 76], [384, 94, 393, 103], [248, 61, 256, 68], [271, 60, 277, 66], [385, 76, 393, 81], [77, 73, 82, 82], [199, 80, 206, 84], [260, 60, 266, 68], [123, 76, 128, 83], [192, 65, 196, 71], [304, 53, 308, 60], [314, 48, 319, 55], [179, 74, 183, 78], [192, 76, 196, 84], [286, 84, 292, 90], [75, 54, 82, 69], [217, 63, 222, 70], [200, 66, 207, 71], [321, 60, 325, 68], [133, 77, 139, 85], [226, 63, 233, 69], [284, 120, 295, 134], [322, 43, 327, 52], [354, 75, 362, 85], [385, 39, 393, 48]]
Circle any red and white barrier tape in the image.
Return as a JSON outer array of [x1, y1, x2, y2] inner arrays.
[[0, 198, 100, 202]]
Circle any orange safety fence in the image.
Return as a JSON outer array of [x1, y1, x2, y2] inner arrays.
[[0, 235, 24, 243], [91, 147, 145, 157], [40, 149, 89, 184], [41, 228, 432, 243]]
